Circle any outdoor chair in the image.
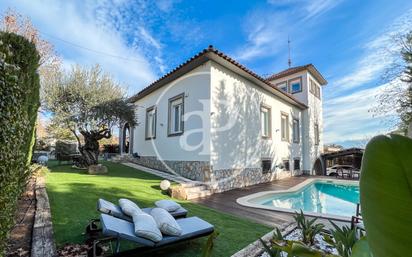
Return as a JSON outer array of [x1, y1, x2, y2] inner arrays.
[[351, 203, 365, 238], [85, 199, 188, 242], [88, 213, 214, 257]]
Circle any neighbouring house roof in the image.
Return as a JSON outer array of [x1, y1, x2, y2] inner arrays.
[[266, 64, 328, 86], [129, 45, 310, 109]]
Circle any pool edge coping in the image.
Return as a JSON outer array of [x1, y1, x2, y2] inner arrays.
[[236, 177, 359, 222]]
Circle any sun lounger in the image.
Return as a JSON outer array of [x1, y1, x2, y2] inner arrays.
[[89, 213, 214, 256], [85, 199, 188, 241]]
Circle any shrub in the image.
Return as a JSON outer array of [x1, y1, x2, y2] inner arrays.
[[0, 32, 40, 255], [293, 210, 325, 245]]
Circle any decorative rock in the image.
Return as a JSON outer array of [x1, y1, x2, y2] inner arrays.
[[160, 180, 171, 191], [168, 186, 187, 200], [88, 164, 108, 175]]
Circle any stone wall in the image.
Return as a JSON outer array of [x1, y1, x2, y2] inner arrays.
[[125, 155, 211, 182], [121, 155, 303, 193], [210, 168, 303, 193]]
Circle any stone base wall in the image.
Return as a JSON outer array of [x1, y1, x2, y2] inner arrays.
[[210, 168, 303, 193], [125, 155, 211, 182], [121, 155, 304, 193]]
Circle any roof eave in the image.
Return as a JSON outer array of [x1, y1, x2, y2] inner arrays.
[[207, 53, 308, 110]]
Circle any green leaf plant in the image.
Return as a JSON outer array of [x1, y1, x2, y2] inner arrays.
[[360, 134, 412, 257], [294, 210, 325, 246]]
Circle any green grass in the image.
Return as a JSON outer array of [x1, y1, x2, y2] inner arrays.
[[46, 161, 271, 257]]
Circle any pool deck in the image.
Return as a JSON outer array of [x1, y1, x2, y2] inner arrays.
[[192, 176, 352, 228]]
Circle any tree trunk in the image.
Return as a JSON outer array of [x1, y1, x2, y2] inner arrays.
[[76, 129, 111, 168]]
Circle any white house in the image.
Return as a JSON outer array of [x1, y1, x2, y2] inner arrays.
[[119, 46, 327, 192]]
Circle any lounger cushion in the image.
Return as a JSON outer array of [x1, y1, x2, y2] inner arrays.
[[150, 208, 182, 236], [155, 199, 181, 212], [97, 199, 131, 221], [133, 213, 163, 242], [119, 198, 143, 216]]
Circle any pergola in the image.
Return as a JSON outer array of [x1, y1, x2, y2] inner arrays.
[[314, 148, 364, 175]]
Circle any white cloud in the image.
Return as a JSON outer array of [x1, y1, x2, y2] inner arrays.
[[1, 0, 159, 94], [304, 0, 342, 20], [155, 0, 180, 12], [323, 82, 398, 144], [236, 0, 342, 61], [328, 9, 412, 96]]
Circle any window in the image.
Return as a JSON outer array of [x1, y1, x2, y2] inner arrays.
[[309, 79, 315, 94], [315, 85, 321, 99], [168, 94, 184, 136], [281, 112, 289, 141], [261, 105, 271, 138], [277, 81, 288, 93], [289, 77, 302, 94], [283, 160, 290, 171], [292, 118, 300, 143], [294, 159, 300, 170], [314, 123, 320, 145], [262, 159, 272, 174], [145, 106, 156, 139]]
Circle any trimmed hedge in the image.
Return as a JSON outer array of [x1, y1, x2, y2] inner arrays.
[[0, 32, 40, 255]]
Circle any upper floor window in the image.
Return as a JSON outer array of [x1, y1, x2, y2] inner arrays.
[[314, 123, 320, 145], [289, 77, 302, 94], [261, 105, 271, 138], [292, 118, 300, 143], [168, 94, 184, 136], [277, 81, 288, 93], [281, 112, 289, 141], [315, 85, 321, 99], [145, 106, 156, 140], [309, 79, 315, 94], [310, 79, 321, 99]]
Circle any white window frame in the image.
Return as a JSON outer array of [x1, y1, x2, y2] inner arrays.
[[292, 118, 300, 143], [288, 77, 302, 94], [276, 81, 288, 93], [261, 105, 271, 138], [145, 106, 156, 140], [168, 93, 184, 136], [281, 112, 289, 142]]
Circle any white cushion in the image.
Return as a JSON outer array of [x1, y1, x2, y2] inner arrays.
[[154, 199, 181, 212], [118, 198, 142, 216], [150, 208, 182, 236], [132, 213, 163, 242]]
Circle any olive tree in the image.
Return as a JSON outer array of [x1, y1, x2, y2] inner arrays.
[[43, 65, 136, 167]]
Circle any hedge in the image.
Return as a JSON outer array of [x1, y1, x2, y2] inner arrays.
[[0, 32, 40, 256]]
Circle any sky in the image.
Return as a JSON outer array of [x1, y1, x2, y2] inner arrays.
[[1, 0, 412, 147]]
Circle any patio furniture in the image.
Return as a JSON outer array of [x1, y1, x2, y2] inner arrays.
[[351, 169, 361, 179], [336, 166, 351, 179], [88, 213, 214, 257], [85, 199, 188, 242], [351, 203, 365, 238]]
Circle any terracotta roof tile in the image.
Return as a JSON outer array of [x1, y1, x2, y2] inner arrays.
[[129, 45, 312, 108], [266, 64, 327, 85]]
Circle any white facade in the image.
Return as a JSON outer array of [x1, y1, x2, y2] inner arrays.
[[132, 63, 211, 162], [210, 62, 303, 174], [126, 49, 326, 189]]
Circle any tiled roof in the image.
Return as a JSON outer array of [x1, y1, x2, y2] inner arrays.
[[129, 46, 310, 108], [266, 64, 327, 85]]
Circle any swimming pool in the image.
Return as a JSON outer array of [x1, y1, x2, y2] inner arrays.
[[236, 179, 359, 220]]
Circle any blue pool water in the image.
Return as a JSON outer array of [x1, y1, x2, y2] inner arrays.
[[257, 182, 360, 217]]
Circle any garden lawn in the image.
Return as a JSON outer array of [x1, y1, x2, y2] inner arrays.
[[46, 161, 271, 257]]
